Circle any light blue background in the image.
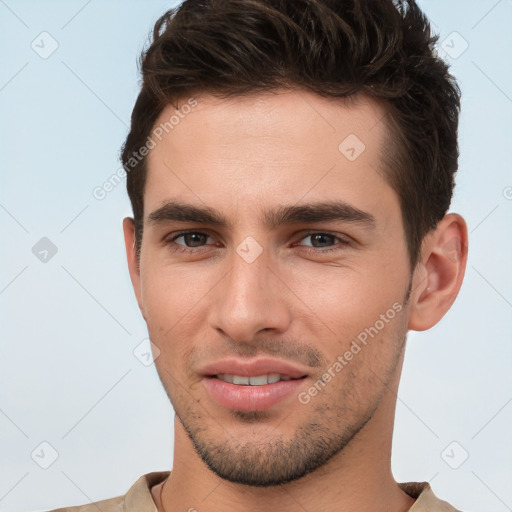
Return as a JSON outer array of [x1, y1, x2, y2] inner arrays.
[[1, 1, 511, 511]]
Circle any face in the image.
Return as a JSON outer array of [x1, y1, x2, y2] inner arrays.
[[127, 90, 415, 486]]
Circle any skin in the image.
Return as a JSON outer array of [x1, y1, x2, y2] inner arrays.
[[123, 89, 468, 512]]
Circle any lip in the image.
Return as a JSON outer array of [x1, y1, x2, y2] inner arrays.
[[199, 357, 309, 379], [202, 376, 307, 411], [200, 357, 309, 412]]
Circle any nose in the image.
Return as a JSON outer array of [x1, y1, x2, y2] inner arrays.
[[208, 245, 293, 343]]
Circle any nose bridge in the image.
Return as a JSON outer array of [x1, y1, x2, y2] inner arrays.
[[209, 238, 291, 341]]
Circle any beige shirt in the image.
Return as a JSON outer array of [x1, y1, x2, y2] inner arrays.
[[48, 471, 461, 512]]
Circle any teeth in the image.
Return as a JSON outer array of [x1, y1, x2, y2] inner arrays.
[[249, 375, 268, 385], [266, 373, 280, 384], [217, 373, 291, 385]]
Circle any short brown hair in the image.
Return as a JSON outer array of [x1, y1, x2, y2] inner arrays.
[[121, 0, 461, 270]]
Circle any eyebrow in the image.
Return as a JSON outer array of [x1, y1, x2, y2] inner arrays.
[[147, 199, 376, 230]]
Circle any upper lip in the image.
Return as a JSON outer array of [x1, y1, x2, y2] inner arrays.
[[200, 358, 309, 379]]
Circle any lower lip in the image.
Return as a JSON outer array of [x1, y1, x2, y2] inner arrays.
[[202, 376, 306, 411]]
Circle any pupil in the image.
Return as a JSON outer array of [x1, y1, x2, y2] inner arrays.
[[186, 233, 206, 247], [312, 234, 331, 247]]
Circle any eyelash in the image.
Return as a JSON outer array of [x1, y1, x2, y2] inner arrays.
[[164, 230, 352, 255]]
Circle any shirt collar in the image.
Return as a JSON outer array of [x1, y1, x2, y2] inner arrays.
[[123, 472, 460, 512]]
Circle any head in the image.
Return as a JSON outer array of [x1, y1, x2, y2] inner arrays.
[[122, 0, 467, 487]]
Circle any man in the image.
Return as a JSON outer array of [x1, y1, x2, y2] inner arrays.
[[50, 0, 468, 510]]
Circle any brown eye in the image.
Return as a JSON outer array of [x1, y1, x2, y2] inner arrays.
[[174, 232, 210, 248], [297, 232, 351, 252], [164, 231, 215, 254]]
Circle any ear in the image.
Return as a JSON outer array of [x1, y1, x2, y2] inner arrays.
[[407, 213, 468, 331], [122, 217, 146, 319]]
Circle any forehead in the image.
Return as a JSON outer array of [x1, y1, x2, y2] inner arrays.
[[148, 89, 388, 159], [144, 89, 397, 228]]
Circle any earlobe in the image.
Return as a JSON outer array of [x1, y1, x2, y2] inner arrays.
[[407, 213, 468, 331]]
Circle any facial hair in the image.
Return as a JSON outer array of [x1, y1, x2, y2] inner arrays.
[[157, 280, 412, 487]]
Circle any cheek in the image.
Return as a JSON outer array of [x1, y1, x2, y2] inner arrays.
[[140, 264, 208, 350], [292, 264, 405, 335], [140, 264, 230, 384], [141, 261, 204, 313]]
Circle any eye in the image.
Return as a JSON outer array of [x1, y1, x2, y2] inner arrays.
[[295, 232, 351, 253], [165, 231, 215, 253], [163, 230, 352, 255]]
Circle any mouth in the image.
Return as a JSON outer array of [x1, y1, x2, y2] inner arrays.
[[213, 373, 305, 385], [202, 372, 308, 412], [199, 358, 310, 411]]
